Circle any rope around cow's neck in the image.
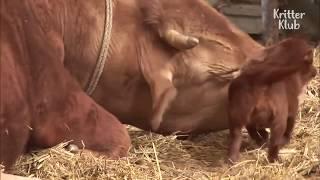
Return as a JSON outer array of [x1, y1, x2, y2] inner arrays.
[[85, 0, 113, 95]]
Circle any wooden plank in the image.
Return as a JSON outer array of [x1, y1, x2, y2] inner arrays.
[[207, 0, 220, 5], [221, 4, 261, 17], [231, 0, 260, 4], [261, 0, 279, 45], [227, 16, 263, 34], [207, 0, 260, 5]]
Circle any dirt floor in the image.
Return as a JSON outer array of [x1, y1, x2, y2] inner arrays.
[[6, 49, 320, 179]]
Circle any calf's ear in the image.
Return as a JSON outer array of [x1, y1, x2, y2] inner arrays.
[[306, 49, 313, 61], [161, 29, 199, 50]]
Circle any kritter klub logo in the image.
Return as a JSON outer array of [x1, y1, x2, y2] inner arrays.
[[273, 9, 306, 30]]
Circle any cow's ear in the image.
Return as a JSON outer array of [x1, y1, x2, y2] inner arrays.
[[161, 29, 199, 50]]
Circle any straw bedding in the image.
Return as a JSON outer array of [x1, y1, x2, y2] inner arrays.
[[6, 48, 320, 179]]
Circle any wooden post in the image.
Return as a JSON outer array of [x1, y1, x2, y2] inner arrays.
[[261, 0, 279, 45]]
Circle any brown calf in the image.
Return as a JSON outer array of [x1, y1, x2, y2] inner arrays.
[[227, 38, 317, 163]]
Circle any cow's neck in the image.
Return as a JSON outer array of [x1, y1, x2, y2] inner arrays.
[[62, 0, 106, 89]]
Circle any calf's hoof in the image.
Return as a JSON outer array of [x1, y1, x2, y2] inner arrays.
[[267, 155, 279, 163], [226, 154, 240, 164]]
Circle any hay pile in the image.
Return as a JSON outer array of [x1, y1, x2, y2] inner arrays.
[[9, 49, 320, 179]]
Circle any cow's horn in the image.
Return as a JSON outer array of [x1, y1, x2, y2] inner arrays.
[[163, 29, 199, 50]]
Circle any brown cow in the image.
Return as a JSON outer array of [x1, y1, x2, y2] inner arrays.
[[227, 38, 317, 163], [0, 0, 130, 170]]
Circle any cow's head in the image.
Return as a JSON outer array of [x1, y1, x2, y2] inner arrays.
[[141, 0, 259, 51], [141, 0, 260, 81]]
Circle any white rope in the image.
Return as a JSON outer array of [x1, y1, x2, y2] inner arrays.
[[86, 0, 113, 95]]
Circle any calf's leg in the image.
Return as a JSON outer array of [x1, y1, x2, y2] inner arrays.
[[228, 126, 243, 163], [281, 116, 295, 146], [268, 118, 287, 162], [283, 99, 298, 146]]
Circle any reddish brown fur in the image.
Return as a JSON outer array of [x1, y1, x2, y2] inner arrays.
[[0, 0, 130, 170], [227, 38, 317, 163]]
